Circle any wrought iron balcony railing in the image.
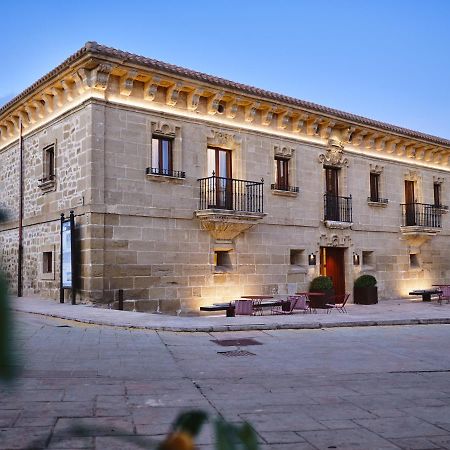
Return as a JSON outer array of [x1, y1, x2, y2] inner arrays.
[[401, 203, 442, 228], [324, 193, 352, 222], [146, 167, 186, 178], [198, 174, 264, 213], [270, 183, 299, 193], [367, 196, 389, 204]]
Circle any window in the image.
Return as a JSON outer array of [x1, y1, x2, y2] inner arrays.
[[151, 136, 173, 176], [434, 182, 441, 207], [41, 144, 55, 182], [275, 157, 289, 190], [290, 249, 304, 266], [362, 251, 374, 268], [42, 251, 53, 274], [369, 173, 380, 202], [409, 253, 420, 269], [214, 251, 232, 272]]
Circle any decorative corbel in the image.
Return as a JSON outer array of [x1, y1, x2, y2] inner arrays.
[[61, 80, 74, 102], [91, 63, 113, 91], [5, 120, 15, 138], [0, 125, 7, 142], [396, 142, 406, 157], [73, 69, 91, 94], [261, 105, 275, 126], [166, 82, 182, 106], [292, 115, 306, 134], [207, 91, 224, 115], [363, 134, 376, 149], [277, 110, 291, 130], [144, 76, 160, 101], [18, 110, 29, 129], [319, 119, 336, 139], [406, 144, 417, 159], [41, 93, 54, 114], [119, 70, 138, 96], [31, 100, 45, 119], [341, 127, 356, 143], [306, 117, 320, 135], [24, 105, 37, 124], [187, 87, 204, 111], [244, 101, 260, 123], [414, 146, 427, 161], [50, 87, 64, 108], [375, 136, 387, 152], [226, 97, 240, 119], [10, 116, 20, 133], [424, 148, 436, 162], [351, 131, 367, 147], [385, 138, 400, 154]]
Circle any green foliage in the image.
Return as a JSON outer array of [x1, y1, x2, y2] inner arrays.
[[215, 419, 259, 450], [309, 276, 333, 291], [169, 410, 208, 438], [354, 274, 377, 288]]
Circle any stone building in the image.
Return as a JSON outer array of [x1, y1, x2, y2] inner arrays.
[[1, 42, 450, 313]]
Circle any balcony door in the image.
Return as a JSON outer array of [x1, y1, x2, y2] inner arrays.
[[325, 167, 340, 221], [405, 180, 416, 226], [208, 147, 232, 209]]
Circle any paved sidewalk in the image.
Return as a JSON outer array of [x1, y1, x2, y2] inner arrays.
[[10, 296, 450, 332]]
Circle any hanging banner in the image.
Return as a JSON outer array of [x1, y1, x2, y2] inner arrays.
[[61, 218, 73, 289]]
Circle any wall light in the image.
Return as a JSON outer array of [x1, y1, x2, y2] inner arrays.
[[353, 252, 360, 266], [308, 253, 316, 266]]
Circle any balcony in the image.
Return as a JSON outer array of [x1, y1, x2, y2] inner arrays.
[[400, 203, 442, 248], [323, 193, 353, 229], [367, 196, 389, 207], [146, 167, 186, 182], [195, 174, 266, 240], [271, 183, 299, 197]]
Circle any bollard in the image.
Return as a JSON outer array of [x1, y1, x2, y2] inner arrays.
[[118, 289, 124, 310]]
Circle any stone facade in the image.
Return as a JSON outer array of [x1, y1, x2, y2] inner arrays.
[[1, 42, 450, 313]]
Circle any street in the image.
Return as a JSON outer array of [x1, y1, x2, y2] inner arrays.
[[1, 313, 450, 449]]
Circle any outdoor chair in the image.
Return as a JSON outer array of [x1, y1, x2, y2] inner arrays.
[[235, 300, 253, 316], [438, 286, 450, 305], [252, 299, 264, 316], [326, 293, 350, 313], [271, 295, 307, 315]]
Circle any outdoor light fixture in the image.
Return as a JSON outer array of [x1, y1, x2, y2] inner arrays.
[[308, 253, 316, 266], [353, 252, 360, 265]]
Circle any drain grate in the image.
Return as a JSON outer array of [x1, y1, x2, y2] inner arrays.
[[218, 350, 256, 357], [211, 338, 262, 347]]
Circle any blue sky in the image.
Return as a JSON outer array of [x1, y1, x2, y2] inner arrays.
[[1, 0, 449, 138]]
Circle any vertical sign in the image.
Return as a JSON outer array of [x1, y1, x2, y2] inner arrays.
[[61, 219, 73, 288], [60, 211, 76, 304]]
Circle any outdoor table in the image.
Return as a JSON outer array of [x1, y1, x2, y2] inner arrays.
[[241, 295, 274, 300], [409, 289, 441, 302]]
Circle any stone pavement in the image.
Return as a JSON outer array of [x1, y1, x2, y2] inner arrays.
[[10, 296, 450, 332], [1, 314, 450, 449]]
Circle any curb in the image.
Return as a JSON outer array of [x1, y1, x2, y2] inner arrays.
[[13, 307, 450, 332]]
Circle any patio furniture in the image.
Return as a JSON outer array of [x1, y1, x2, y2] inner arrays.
[[326, 293, 350, 313], [409, 289, 441, 302], [235, 299, 254, 315], [436, 285, 450, 305], [271, 295, 308, 315]]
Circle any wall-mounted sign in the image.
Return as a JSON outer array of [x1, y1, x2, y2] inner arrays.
[[61, 219, 73, 288]]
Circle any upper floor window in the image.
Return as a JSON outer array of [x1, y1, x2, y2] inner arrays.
[[44, 144, 55, 181], [434, 182, 442, 207], [369, 172, 380, 202], [275, 157, 289, 190], [151, 136, 173, 176]]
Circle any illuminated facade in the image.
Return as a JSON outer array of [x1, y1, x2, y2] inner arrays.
[[1, 42, 450, 312]]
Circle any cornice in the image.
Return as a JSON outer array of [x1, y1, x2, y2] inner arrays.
[[1, 42, 450, 171]]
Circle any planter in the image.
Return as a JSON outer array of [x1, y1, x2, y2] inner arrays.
[[226, 305, 235, 317], [354, 286, 378, 305], [310, 288, 334, 308], [282, 301, 291, 312]]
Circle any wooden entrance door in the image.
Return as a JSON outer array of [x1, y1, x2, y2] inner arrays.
[[208, 147, 232, 209], [320, 247, 345, 296], [404, 180, 416, 226], [325, 167, 340, 221]]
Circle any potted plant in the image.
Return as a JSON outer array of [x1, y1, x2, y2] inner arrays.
[[354, 274, 378, 304], [309, 276, 334, 308]]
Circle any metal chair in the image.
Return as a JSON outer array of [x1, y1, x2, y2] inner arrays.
[[235, 300, 253, 315], [326, 293, 350, 313], [438, 286, 450, 305]]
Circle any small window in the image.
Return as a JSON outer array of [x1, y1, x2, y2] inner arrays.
[[275, 157, 289, 190], [362, 251, 374, 267], [369, 173, 380, 202], [43, 144, 55, 181], [43, 251, 53, 274], [290, 249, 304, 266], [214, 251, 232, 272], [409, 253, 420, 269], [151, 136, 173, 176], [434, 183, 441, 207]]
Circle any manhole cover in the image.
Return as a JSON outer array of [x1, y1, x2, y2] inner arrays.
[[211, 338, 262, 347], [218, 350, 256, 357]]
